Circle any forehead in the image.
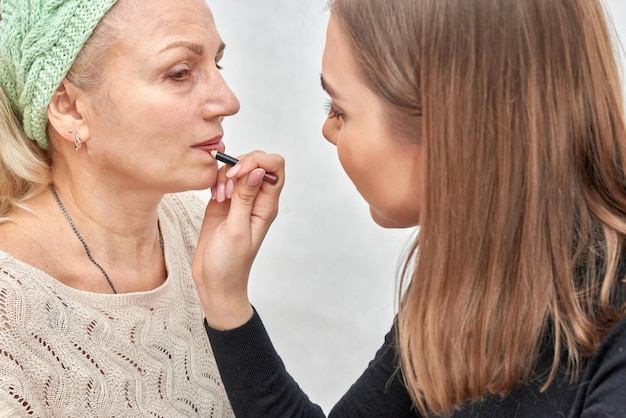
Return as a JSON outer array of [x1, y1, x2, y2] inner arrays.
[[112, 0, 221, 50], [321, 15, 365, 96], [322, 15, 348, 64], [322, 17, 353, 76]]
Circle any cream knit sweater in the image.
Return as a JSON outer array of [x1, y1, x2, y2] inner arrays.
[[0, 192, 235, 417]]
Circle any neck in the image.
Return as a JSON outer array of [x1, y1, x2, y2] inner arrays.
[[48, 177, 167, 293]]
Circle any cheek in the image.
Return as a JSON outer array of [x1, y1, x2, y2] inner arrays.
[[389, 154, 425, 226], [123, 105, 186, 145], [336, 139, 362, 185], [392, 181, 423, 226], [368, 177, 422, 228], [95, 82, 189, 138], [354, 143, 425, 228]]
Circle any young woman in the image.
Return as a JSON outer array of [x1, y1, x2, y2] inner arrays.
[[0, 0, 283, 415], [197, 0, 626, 416]]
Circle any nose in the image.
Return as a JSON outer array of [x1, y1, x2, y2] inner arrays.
[[322, 117, 338, 146], [219, 74, 240, 116], [204, 71, 240, 119]]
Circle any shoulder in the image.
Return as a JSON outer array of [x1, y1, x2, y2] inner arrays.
[[0, 249, 42, 291], [588, 316, 626, 376], [569, 316, 626, 417], [0, 250, 53, 343]]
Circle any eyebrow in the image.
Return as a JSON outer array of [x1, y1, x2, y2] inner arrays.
[[158, 41, 226, 57], [320, 74, 342, 99]]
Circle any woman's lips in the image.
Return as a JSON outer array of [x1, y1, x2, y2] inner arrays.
[[192, 139, 226, 154]]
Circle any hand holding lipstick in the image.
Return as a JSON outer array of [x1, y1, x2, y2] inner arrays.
[[211, 151, 279, 185], [192, 150, 285, 330]]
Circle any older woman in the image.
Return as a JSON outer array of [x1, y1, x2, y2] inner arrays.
[[0, 0, 283, 415]]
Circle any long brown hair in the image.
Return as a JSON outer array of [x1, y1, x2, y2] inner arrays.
[[330, 0, 626, 415]]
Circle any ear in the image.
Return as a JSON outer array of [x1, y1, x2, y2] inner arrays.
[[47, 79, 91, 146]]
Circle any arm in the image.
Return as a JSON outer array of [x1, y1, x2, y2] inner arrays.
[[205, 309, 417, 418], [193, 153, 415, 416], [330, 325, 416, 417], [205, 309, 325, 417]]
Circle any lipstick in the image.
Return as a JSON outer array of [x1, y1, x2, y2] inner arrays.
[[210, 150, 279, 185]]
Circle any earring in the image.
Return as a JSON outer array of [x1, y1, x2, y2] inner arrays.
[[74, 132, 82, 150]]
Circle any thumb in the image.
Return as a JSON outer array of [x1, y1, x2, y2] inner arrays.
[[226, 168, 266, 224]]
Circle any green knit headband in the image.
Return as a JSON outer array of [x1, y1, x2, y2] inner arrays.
[[0, 0, 118, 149]]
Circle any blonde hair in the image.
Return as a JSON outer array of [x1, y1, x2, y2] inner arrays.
[[331, 0, 626, 415], [0, 1, 127, 220], [0, 87, 50, 221]]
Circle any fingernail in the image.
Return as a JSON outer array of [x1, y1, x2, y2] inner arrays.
[[226, 179, 234, 199], [247, 168, 265, 187], [210, 185, 217, 200], [217, 182, 226, 202], [226, 164, 242, 178]]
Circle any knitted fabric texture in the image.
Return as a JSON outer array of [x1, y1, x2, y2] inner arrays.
[[0, 192, 235, 416], [0, 0, 117, 149]]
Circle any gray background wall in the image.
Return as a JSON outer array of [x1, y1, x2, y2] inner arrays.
[[199, 1, 626, 412]]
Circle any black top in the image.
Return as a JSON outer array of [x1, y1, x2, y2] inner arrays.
[[206, 310, 626, 417]]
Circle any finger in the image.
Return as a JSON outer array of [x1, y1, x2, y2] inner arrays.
[[227, 168, 266, 223], [225, 151, 285, 187], [212, 164, 232, 202], [196, 197, 229, 249], [225, 178, 235, 199]]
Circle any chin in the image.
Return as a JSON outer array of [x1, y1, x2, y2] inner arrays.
[[167, 174, 217, 194], [369, 207, 419, 229], [187, 167, 219, 190]]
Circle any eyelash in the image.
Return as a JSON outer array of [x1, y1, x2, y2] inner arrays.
[[324, 99, 343, 119], [167, 63, 224, 81], [169, 69, 192, 80]]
